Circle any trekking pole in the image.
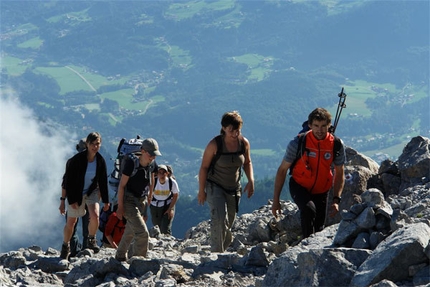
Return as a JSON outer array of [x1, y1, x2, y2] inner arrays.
[[330, 87, 347, 135]]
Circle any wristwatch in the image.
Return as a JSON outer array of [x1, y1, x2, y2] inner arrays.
[[60, 197, 66, 201], [333, 196, 341, 204]]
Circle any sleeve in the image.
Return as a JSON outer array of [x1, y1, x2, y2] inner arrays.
[[283, 137, 299, 164], [98, 154, 109, 203], [171, 179, 180, 194], [64, 156, 78, 200], [333, 139, 347, 166], [61, 158, 71, 188], [121, 157, 134, 176]]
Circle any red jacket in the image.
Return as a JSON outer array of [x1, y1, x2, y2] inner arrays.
[[292, 131, 335, 194], [104, 212, 126, 245]]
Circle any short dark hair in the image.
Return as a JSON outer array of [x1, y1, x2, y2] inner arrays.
[[220, 111, 243, 135], [308, 108, 332, 125], [86, 132, 101, 145]]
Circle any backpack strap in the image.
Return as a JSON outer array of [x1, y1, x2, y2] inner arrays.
[[290, 132, 307, 174], [208, 135, 246, 175], [290, 132, 341, 174], [129, 154, 141, 178], [152, 177, 173, 207], [208, 135, 223, 175], [333, 136, 342, 158]]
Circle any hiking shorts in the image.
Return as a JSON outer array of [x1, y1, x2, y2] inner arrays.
[[67, 191, 99, 218]]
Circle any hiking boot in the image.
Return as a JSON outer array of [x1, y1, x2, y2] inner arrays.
[[115, 254, 127, 262], [60, 243, 70, 260], [87, 237, 100, 253]]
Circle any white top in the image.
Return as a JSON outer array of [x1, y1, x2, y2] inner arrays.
[[151, 177, 180, 207]]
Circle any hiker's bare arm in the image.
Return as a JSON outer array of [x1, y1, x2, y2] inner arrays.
[[116, 174, 129, 220], [165, 193, 179, 219], [106, 234, 117, 248], [198, 140, 216, 205], [329, 164, 345, 217], [272, 160, 292, 217], [148, 172, 155, 205], [59, 188, 67, 215], [242, 137, 254, 198]]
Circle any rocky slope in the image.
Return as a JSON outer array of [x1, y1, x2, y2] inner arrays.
[[1, 136, 429, 287]]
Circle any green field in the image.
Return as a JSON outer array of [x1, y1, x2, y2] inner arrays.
[[1, 56, 32, 76], [17, 37, 43, 49], [46, 7, 91, 24], [231, 53, 274, 82], [35, 66, 94, 94], [161, 44, 193, 70], [34, 64, 132, 95], [166, 0, 235, 21], [332, 80, 428, 118]]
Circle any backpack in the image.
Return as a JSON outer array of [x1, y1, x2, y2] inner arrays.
[[98, 207, 113, 234], [152, 177, 173, 207], [108, 136, 154, 197], [208, 135, 246, 175], [101, 213, 126, 244], [166, 164, 175, 179]]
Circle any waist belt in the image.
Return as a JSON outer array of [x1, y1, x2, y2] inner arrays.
[[152, 198, 172, 207]]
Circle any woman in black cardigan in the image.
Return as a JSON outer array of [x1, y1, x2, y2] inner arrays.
[[60, 132, 110, 260]]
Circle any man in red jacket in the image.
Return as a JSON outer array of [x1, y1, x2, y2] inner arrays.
[[272, 108, 346, 239]]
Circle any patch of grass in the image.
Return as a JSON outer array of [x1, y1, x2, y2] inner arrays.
[[46, 8, 91, 24], [136, 13, 154, 25], [290, 0, 367, 16], [100, 90, 165, 113], [100, 89, 136, 109], [17, 36, 43, 49], [210, 3, 244, 28], [36, 101, 53, 108], [8, 23, 38, 36], [231, 54, 274, 81], [166, 0, 235, 21], [84, 103, 100, 111], [1, 56, 31, 76], [35, 64, 132, 95], [163, 45, 193, 70], [35, 66, 94, 94], [65, 65, 130, 88], [338, 80, 429, 119], [363, 140, 408, 161]]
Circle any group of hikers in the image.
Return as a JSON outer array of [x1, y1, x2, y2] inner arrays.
[[59, 107, 346, 260]]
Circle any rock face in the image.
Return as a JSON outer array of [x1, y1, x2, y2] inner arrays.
[[1, 136, 429, 287]]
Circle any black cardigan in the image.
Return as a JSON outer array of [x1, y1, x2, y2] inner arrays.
[[64, 150, 109, 206]]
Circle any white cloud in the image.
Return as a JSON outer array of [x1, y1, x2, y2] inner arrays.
[[0, 94, 77, 252]]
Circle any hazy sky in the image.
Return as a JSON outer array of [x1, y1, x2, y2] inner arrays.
[[0, 93, 77, 252]]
